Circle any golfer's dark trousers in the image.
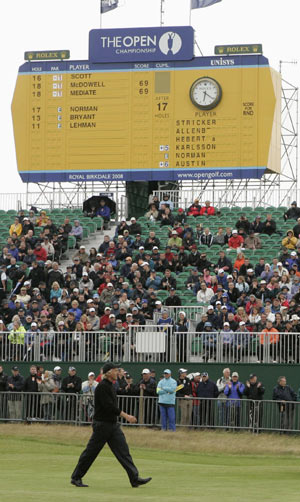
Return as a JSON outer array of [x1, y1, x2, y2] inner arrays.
[[71, 421, 139, 483]]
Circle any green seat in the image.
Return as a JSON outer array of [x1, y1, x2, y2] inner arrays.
[[191, 336, 203, 355], [68, 236, 76, 249]]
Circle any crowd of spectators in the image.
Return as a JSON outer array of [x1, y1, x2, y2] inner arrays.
[[0, 364, 299, 432], [1, 199, 300, 364]]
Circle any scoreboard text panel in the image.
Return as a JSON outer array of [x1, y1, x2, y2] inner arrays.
[[12, 55, 281, 182]]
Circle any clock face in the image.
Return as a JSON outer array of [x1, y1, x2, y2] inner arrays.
[[190, 77, 222, 110]]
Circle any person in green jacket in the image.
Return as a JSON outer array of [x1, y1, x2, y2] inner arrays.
[[157, 369, 177, 431]]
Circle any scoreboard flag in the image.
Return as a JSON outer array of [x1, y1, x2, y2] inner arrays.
[[191, 0, 222, 8], [101, 0, 119, 13]]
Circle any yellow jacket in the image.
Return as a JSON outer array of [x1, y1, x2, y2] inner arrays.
[[282, 230, 298, 249], [9, 223, 22, 236]]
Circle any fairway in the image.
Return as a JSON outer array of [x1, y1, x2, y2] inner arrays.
[[1, 425, 300, 502]]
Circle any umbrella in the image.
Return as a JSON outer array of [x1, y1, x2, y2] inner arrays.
[[83, 195, 116, 214]]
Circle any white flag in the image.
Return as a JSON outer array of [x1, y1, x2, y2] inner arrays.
[[191, 0, 222, 9], [101, 0, 119, 13]]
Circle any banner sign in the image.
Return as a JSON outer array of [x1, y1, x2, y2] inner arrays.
[[215, 44, 263, 55], [24, 50, 70, 61], [89, 26, 194, 63]]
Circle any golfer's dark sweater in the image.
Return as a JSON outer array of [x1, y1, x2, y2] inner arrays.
[[94, 378, 121, 423]]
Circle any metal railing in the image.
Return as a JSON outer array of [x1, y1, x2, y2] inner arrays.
[[1, 393, 300, 434], [152, 188, 298, 209], [1, 330, 300, 364]]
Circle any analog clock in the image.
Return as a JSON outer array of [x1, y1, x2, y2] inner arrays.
[[190, 77, 222, 110]]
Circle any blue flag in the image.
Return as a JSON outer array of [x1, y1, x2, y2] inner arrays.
[[101, 0, 119, 13], [191, 0, 222, 8]]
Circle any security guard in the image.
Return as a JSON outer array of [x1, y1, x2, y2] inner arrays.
[[71, 362, 152, 488]]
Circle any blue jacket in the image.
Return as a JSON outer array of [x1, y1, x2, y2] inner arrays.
[[96, 206, 110, 219], [157, 377, 177, 405], [224, 381, 245, 406]]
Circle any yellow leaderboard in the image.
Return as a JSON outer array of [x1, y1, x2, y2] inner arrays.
[[11, 55, 281, 183]]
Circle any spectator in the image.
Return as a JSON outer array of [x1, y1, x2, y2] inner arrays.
[[216, 367, 231, 426], [259, 319, 279, 363], [81, 372, 98, 422], [202, 321, 217, 361], [293, 217, 300, 239], [0, 365, 8, 393], [69, 220, 83, 247], [187, 200, 201, 217], [273, 376, 297, 431], [282, 230, 298, 250], [8, 319, 26, 360], [228, 230, 244, 250], [196, 371, 219, 427], [165, 288, 181, 307], [159, 207, 174, 226], [251, 215, 264, 233], [236, 215, 251, 235], [33, 243, 47, 262], [145, 204, 159, 221], [157, 369, 177, 431], [196, 282, 214, 304], [159, 194, 174, 211], [135, 368, 156, 425], [128, 217, 141, 236], [144, 231, 160, 251], [214, 227, 225, 246], [96, 200, 111, 229], [38, 370, 56, 420], [284, 202, 300, 221], [9, 217, 22, 237], [244, 230, 262, 249], [36, 211, 48, 227], [175, 312, 190, 361], [233, 252, 245, 272], [224, 371, 245, 427], [168, 230, 182, 249], [61, 366, 82, 420], [262, 214, 277, 235], [200, 201, 215, 216], [176, 368, 192, 426], [244, 373, 265, 431], [6, 366, 24, 419], [199, 228, 214, 247]]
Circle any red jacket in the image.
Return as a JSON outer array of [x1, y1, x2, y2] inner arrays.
[[187, 204, 201, 217], [200, 206, 215, 216], [228, 235, 244, 249], [33, 247, 47, 262]]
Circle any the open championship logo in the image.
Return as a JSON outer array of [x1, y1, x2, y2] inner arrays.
[[159, 31, 182, 56]]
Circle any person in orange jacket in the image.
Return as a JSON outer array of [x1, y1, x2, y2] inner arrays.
[[259, 320, 279, 363]]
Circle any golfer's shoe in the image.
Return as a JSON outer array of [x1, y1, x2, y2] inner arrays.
[[131, 477, 152, 488], [71, 478, 89, 487]]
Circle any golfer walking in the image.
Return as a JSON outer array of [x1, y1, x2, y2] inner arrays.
[[71, 362, 152, 488]]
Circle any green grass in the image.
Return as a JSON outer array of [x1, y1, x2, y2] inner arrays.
[[1, 425, 300, 501]]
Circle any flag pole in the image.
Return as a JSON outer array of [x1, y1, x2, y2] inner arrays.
[[189, 0, 192, 25], [100, 0, 103, 28], [160, 0, 165, 26]]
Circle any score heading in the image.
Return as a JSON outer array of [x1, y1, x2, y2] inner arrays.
[[12, 54, 281, 183]]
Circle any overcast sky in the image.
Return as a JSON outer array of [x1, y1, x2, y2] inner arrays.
[[2, 0, 298, 193]]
